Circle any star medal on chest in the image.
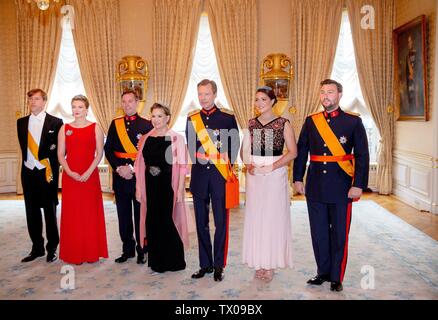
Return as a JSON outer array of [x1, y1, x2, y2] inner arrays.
[[215, 140, 223, 149], [339, 136, 347, 144], [136, 133, 142, 141], [213, 129, 220, 137], [66, 129, 73, 136]]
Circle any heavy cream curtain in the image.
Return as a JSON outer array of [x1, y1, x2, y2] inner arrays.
[[347, 0, 395, 194], [289, 0, 343, 135], [206, 0, 257, 129], [15, 0, 64, 194], [152, 0, 202, 126], [66, 0, 121, 133]]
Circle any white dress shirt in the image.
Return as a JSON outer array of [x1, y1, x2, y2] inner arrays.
[[24, 111, 47, 170]]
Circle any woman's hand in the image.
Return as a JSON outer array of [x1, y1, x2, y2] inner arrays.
[[68, 171, 82, 181], [79, 170, 92, 182], [254, 165, 273, 175], [247, 164, 256, 175]]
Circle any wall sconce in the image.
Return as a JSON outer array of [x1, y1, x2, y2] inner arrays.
[[116, 56, 149, 116], [259, 53, 293, 116], [27, 0, 59, 11]]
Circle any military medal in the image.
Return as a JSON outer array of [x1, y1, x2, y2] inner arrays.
[[136, 133, 143, 140], [339, 136, 347, 144], [213, 129, 220, 137]]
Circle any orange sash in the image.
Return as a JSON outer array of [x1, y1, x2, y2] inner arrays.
[[114, 118, 137, 161], [27, 131, 53, 183], [190, 113, 239, 209], [311, 113, 354, 177]]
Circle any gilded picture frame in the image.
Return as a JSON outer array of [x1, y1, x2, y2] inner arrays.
[[393, 15, 428, 121]]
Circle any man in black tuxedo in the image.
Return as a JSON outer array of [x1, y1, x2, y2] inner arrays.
[[104, 90, 153, 264], [17, 88, 63, 263]]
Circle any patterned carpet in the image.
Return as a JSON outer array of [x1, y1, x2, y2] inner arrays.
[[0, 200, 437, 300]]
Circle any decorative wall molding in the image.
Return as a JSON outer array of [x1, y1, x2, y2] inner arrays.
[[0, 153, 19, 193], [393, 149, 436, 214], [0, 153, 111, 193]]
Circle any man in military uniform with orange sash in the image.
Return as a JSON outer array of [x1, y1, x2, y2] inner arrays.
[[293, 79, 369, 292], [186, 79, 240, 282], [104, 90, 153, 264]]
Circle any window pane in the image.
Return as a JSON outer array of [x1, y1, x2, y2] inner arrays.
[[46, 19, 97, 123], [172, 15, 231, 135], [331, 10, 380, 163]]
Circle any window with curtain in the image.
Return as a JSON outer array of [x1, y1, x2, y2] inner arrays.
[[172, 14, 231, 135], [46, 19, 97, 123], [331, 10, 380, 163]]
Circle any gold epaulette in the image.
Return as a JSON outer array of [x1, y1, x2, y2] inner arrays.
[[345, 110, 361, 117], [308, 110, 323, 117], [220, 108, 234, 115], [188, 109, 201, 117], [139, 114, 151, 121]]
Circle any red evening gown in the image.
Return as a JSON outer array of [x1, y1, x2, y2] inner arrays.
[[59, 123, 108, 264]]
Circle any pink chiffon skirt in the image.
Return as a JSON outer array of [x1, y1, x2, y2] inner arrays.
[[242, 155, 293, 270]]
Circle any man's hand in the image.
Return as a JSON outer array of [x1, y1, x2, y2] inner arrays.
[[294, 181, 305, 195], [117, 165, 134, 180], [348, 186, 362, 199]]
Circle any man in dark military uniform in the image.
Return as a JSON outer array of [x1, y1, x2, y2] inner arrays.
[[293, 79, 369, 292], [104, 89, 153, 264], [186, 79, 240, 282]]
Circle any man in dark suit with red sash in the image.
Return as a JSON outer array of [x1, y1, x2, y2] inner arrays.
[[293, 79, 369, 292], [105, 90, 152, 264]]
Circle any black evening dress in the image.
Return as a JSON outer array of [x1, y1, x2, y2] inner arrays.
[[143, 136, 186, 272]]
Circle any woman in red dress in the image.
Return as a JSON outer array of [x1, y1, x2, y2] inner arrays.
[[58, 95, 108, 264]]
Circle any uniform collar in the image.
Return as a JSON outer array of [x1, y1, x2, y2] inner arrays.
[[201, 106, 217, 116], [323, 108, 341, 119], [125, 113, 137, 121]]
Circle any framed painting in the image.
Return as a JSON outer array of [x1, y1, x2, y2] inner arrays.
[[393, 15, 428, 121]]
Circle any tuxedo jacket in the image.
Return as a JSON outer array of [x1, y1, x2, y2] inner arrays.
[[17, 113, 63, 203]]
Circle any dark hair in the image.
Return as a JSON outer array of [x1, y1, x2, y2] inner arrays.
[[256, 86, 278, 107], [71, 94, 90, 109], [151, 103, 171, 124], [197, 79, 217, 95], [320, 79, 343, 93], [121, 89, 139, 100], [27, 88, 47, 101]]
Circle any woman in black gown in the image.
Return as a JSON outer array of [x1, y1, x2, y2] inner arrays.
[[134, 103, 189, 273]]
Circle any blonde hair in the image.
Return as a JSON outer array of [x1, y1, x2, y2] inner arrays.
[[71, 94, 90, 109]]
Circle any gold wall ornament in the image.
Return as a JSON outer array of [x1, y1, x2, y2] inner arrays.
[[116, 56, 149, 115], [26, 0, 59, 11], [259, 53, 293, 116], [288, 106, 297, 114]]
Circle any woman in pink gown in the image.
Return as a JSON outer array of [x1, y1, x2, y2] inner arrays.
[[58, 95, 108, 264], [241, 86, 297, 282]]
